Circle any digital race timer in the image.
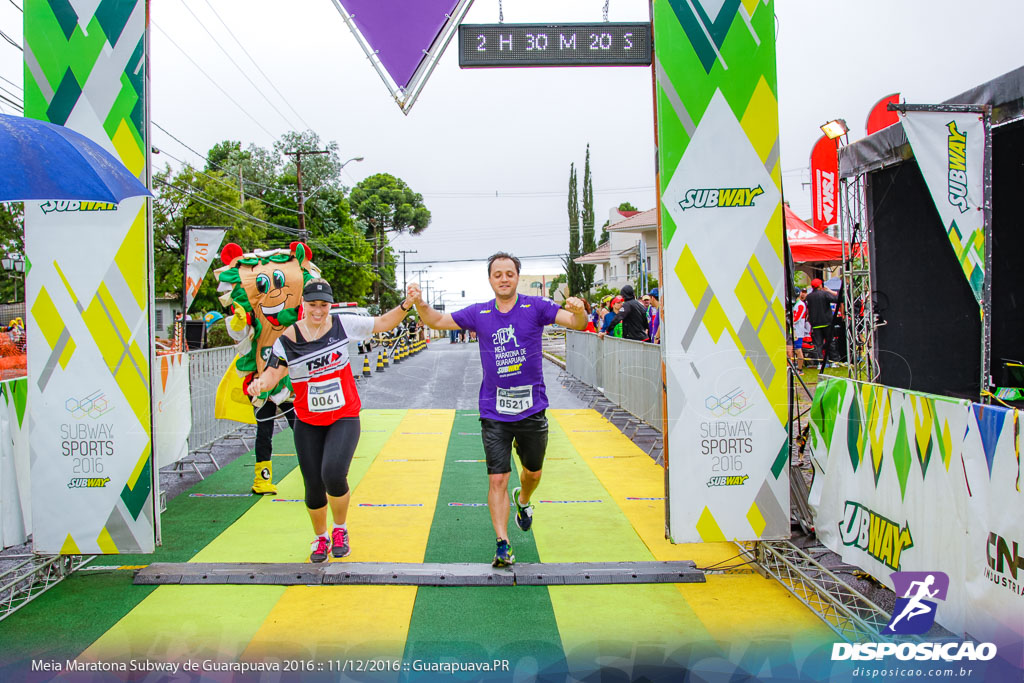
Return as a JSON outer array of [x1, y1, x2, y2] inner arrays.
[[458, 23, 652, 68]]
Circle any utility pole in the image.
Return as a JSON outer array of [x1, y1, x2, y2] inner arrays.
[[398, 249, 417, 293], [238, 165, 244, 206], [284, 149, 330, 242], [423, 279, 435, 307]]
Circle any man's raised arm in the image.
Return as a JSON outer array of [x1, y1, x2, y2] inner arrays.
[[408, 283, 462, 330]]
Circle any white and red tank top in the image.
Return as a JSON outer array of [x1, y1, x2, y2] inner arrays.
[[271, 314, 374, 425]]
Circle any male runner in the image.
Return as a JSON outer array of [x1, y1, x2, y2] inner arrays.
[[409, 252, 587, 566]]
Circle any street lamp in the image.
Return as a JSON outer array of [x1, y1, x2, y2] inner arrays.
[[1, 254, 24, 302], [340, 156, 365, 171]]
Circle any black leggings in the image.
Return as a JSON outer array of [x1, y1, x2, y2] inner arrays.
[[254, 401, 297, 463], [293, 417, 360, 509]]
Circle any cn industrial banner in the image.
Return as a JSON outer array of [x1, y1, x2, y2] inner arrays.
[[654, 1, 789, 541], [808, 377, 1024, 665], [961, 404, 1024, 667], [24, 0, 154, 553], [900, 110, 987, 302]]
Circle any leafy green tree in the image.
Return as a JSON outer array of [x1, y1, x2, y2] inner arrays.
[[548, 273, 567, 300], [349, 173, 431, 305], [0, 203, 24, 303], [275, 131, 343, 194], [303, 187, 374, 302], [581, 145, 596, 292], [152, 163, 268, 313]]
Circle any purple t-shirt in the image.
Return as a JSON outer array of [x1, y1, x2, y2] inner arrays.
[[452, 294, 562, 421]]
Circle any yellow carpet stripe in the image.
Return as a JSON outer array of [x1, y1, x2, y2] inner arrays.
[[549, 409, 833, 646], [240, 409, 454, 661], [536, 415, 710, 660], [79, 410, 406, 663]]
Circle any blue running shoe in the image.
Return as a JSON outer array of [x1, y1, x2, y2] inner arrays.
[[512, 486, 534, 532], [493, 538, 515, 567]]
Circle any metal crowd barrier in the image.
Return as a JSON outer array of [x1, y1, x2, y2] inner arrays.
[[564, 330, 662, 428], [186, 346, 249, 457]]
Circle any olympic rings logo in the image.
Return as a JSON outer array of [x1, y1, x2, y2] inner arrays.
[[704, 388, 751, 417], [65, 391, 113, 420]]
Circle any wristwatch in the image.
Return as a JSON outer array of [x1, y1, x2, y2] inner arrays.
[[400, 301, 412, 312]]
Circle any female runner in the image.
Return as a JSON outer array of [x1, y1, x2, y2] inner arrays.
[[249, 278, 416, 562]]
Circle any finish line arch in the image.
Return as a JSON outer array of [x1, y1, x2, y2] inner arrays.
[[21, 0, 787, 553]]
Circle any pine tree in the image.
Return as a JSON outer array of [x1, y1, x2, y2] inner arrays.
[[566, 163, 582, 295], [581, 144, 596, 292]]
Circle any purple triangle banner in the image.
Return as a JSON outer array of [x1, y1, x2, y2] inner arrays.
[[334, 0, 464, 100]]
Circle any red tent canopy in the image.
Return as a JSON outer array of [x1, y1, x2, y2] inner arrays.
[[785, 205, 845, 262]]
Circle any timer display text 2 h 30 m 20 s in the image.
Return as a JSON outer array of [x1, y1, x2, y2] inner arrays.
[[458, 23, 652, 68]]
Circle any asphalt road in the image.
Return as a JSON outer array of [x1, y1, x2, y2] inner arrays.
[[355, 339, 586, 411]]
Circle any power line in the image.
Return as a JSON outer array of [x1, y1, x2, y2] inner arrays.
[[155, 176, 301, 236], [152, 120, 289, 194], [155, 174, 376, 256], [402, 254, 566, 265], [178, 0, 298, 132], [420, 185, 655, 198], [151, 21, 277, 140], [0, 74, 21, 91], [7, 0, 21, 12], [0, 92, 23, 111], [0, 83, 23, 105], [154, 144, 300, 215], [0, 27, 22, 51], [199, 0, 313, 132]]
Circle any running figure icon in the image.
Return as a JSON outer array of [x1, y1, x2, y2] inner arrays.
[[888, 574, 939, 629]]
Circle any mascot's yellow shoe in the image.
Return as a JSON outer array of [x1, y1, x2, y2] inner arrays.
[[252, 461, 277, 495]]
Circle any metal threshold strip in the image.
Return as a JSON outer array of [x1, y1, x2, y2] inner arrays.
[[135, 561, 705, 587]]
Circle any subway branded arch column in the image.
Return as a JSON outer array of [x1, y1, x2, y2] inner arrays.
[[24, 0, 154, 553], [654, 0, 789, 541]]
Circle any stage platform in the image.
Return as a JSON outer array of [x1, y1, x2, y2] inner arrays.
[[0, 409, 834, 677]]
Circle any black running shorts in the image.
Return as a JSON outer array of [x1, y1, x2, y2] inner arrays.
[[480, 410, 548, 475]]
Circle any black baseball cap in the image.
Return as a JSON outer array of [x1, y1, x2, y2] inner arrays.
[[303, 280, 334, 303]]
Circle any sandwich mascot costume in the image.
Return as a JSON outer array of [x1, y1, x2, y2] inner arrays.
[[214, 241, 319, 494]]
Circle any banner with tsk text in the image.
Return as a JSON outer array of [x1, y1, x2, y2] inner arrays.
[[900, 110, 987, 302], [184, 228, 226, 313], [25, 0, 154, 554]]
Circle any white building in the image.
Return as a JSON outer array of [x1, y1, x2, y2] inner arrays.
[[575, 207, 660, 293]]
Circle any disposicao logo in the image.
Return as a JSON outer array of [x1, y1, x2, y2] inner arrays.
[[884, 571, 948, 635], [947, 121, 969, 213], [677, 185, 763, 210], [832, 570, 998, 662]]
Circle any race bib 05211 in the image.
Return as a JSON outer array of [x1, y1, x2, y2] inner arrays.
[[496, 385, 533, 415]]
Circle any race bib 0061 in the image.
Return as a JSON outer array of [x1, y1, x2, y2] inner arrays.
[[308, 377, 345, 413], [496, 385, 533, 416]]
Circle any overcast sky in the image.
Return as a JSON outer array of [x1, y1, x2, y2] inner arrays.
[[1, 0, 1022, 306]]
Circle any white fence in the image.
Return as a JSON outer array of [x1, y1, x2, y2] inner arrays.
[[564, 330, 662, 428], [186, 346, 246, 452], [1, 345, 242, 550]]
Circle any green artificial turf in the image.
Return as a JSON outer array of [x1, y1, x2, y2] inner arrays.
[[402, 410, 567, 679], [0, 430, 298, 673]]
